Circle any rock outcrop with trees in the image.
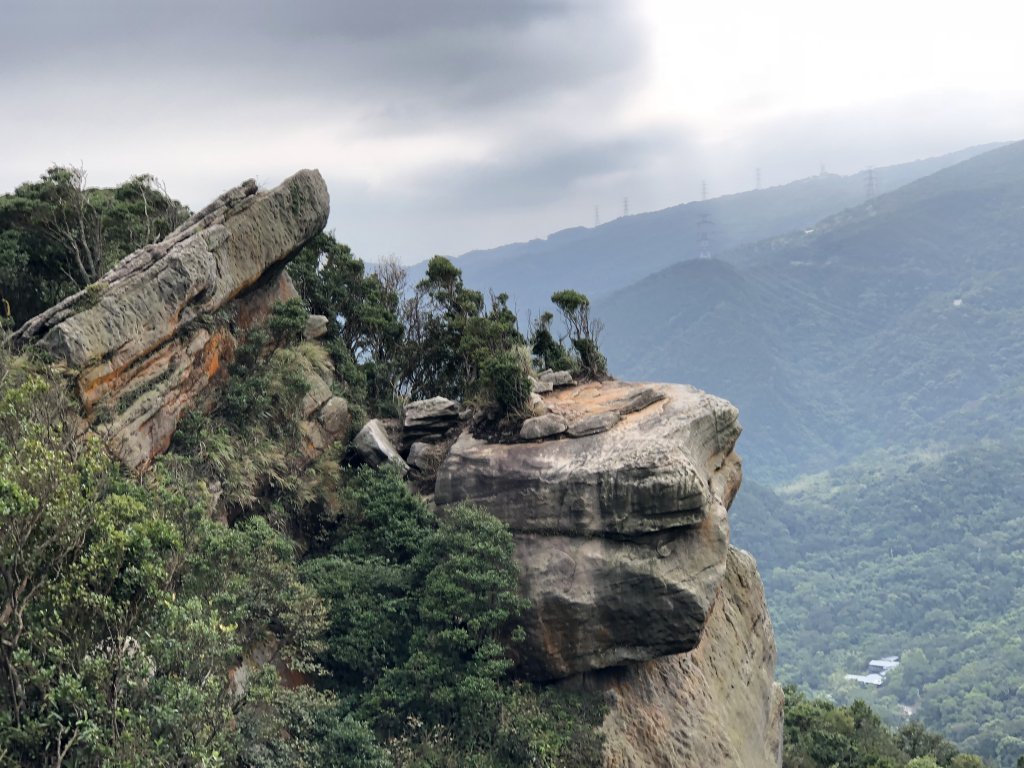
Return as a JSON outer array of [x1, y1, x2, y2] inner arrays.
[[0, 167, 985, 767]]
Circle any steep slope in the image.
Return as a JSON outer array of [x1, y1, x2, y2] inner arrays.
[[600, 139, 1024, 480], [407, 144, 1000, 317]]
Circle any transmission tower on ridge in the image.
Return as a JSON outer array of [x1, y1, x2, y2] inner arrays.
[[594, 205, 600, 227], [698, 179, 712, 259], [623, 197, 629, 217], [756, 167, 762, 190], [865, 167, 877, 201]]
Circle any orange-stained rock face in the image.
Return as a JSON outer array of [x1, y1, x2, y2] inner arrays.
[[15, 171, 331, 472]]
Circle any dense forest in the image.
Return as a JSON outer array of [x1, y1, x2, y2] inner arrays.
[[732, 441, 1024, 766]]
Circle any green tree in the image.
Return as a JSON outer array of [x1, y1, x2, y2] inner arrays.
[[530, 311, 573, 372], [364, 503, 527, 746], [288, 232, 403, 409], [549, 289, 607, 379], [0, 166, 188, 323]]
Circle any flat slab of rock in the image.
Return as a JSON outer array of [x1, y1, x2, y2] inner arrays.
[[532, 378, 554, 394], [402, 396, 460, 443], [615, 386, 667, 415], [567, 411, 619, 437], [539, 370, 574, 387], [520, 413, 567, 440]]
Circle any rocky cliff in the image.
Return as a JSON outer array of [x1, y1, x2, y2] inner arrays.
[[434, 380, 783, 767], [16, 171, 782, 767], [13, 170, 344, 471]]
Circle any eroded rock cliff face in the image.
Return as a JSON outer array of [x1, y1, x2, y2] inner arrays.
[[435, 380, 782, 767], [14, 170, 342, 471], [598, 547, 784, 768]]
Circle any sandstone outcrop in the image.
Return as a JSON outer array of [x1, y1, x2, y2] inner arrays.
[[400, 396, 461, 446], [13, 170, 331, 471], [598, 547, 784, 768], [434, 378, 781, 765], [435, 380, 743, 679]]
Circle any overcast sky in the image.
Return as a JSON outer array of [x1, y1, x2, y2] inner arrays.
[[3, 0, 1023, 264]]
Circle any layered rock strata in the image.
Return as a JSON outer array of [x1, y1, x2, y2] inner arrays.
[[14, 170, 332, 471]]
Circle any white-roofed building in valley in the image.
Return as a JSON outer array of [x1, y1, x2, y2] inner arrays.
[[845, 655, 900, 687]]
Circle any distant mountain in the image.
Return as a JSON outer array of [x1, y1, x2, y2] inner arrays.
[[599, 139, 1024, 481], [408, 144, 1003, 319]]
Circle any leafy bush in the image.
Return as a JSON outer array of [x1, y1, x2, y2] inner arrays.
[[267, 297, 309, 347], [481, 347, 533, 418]]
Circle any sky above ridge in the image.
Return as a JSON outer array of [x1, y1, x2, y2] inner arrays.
[[2, 0, 1023, 264]]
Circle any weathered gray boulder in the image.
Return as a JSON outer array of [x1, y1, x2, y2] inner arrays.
[[566, 410, 619, 437], [407, 441, 446, 473], [539, 370, 573, 387], [14, 170, 330, 471], [435, 380, 742, 679], [401, 396, 461, 444], [531, 378, 554, 394], [303, 314, 329, 339], [528, 392, 547, 416], [352, 419, 408, 473], [519, 413, 567, 441]]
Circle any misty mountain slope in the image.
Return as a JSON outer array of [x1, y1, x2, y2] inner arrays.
[[599, 139, 1024, 480], [407, 144, 1000, 319]]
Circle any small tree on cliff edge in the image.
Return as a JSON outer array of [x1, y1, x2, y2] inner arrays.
[[550, 289, 607, 380]]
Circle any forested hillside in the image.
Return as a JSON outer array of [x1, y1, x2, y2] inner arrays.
[[732, 441, 1024, 765]]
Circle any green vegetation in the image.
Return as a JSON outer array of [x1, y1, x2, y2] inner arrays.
[[0, 299, 606, 766], [288, 236, 605, 422], [732, 440, 1024, 766], [0, 334, 329, 766], [783, 687, 985, 767], [0, 172, 610, 764], [0, 166, 189, 323]]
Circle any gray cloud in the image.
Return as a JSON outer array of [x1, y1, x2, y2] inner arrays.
[[1, 2, 1018, 267], [419, 128, 692, 211], [1, 1, 644, 123]]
